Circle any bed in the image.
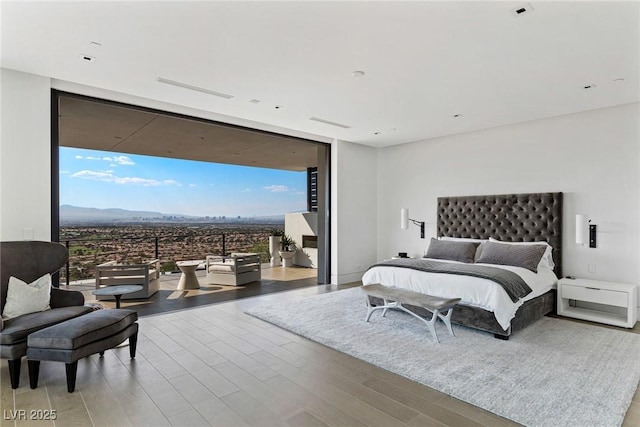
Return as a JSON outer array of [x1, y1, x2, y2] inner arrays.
[[363, 192, 563, 339]]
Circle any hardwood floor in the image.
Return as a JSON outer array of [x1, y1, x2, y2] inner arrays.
[[2, 284, 639, 426]]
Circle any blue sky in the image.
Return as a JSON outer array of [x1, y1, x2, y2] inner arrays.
[[59, 147, 307, 217]]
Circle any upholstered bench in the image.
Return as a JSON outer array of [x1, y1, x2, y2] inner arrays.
[[27, 309, 138, 392], [361, 284, 461, 343]]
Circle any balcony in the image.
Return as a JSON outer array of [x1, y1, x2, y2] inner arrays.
[[59, 227, 317, 316]]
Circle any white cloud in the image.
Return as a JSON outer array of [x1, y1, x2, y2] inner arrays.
[[113, 155, 135, 165], [189, 184, 197, 187], [242, 188, 252, 192], [70, 170, 181, 187], [60, 169, 70, 174], [75, 154, 134, 166], [264, 185, 289, 193]]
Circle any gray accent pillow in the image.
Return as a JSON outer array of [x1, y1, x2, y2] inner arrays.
[[475, 241, 547, 273], [425, 238, 478, 263]]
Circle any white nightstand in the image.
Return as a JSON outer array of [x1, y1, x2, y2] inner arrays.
[[557, 278, 638, 328]]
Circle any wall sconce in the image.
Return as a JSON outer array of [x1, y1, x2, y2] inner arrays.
[[576, 214, 596, 248], [400, 208, 425, 239]]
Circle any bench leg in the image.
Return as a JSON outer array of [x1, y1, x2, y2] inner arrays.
[[364, 295, 377, 322], [436, 307, 456, 337], [394, 304, 441, 343], [65, 361, 78, 393], [129, 331, 138, 359], [365, 298, 441, 343], [8, 358, 21, 389], [365, 295, 401, 322], [28, 360, 40, 389]]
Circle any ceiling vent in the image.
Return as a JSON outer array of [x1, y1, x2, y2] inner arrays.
[[309, 117, 351, 129], [512, 3, 533, 16], [156, 77, 234, 99]]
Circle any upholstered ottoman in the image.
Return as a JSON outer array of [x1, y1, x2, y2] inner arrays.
[[26, 309, 138, 392]]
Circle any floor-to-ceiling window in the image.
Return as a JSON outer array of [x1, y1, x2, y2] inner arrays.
[[51, 90, 331, 285]]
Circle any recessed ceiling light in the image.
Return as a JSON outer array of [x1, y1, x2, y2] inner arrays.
[[274, 105, 283, 109], [80, 54, 95, 62], [583, 84, 597, 89], [453, 114, 463, 118], [512, 3, 533, 16], [374, 131, 381, 135], [351, 70, 365, 77], [249, 99, 261, 104], [89, 41, 102, 47], [156, 77, 234, 99], [613, 77, 625, 82]]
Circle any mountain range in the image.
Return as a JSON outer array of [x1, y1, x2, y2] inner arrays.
[[60, 205, 284, 223]]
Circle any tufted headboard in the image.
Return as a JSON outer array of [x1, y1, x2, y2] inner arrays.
[[437, 192, 563, 277]]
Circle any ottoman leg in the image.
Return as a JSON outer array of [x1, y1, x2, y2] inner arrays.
[[129, 331, 138, 359], [8, 358, 21, 389], [28, 360, 40, 389], [65, 361, 78, 393]]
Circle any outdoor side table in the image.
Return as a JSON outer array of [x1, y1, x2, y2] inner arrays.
[[92, 285, 143, 309], [176, 260, 201, 290]]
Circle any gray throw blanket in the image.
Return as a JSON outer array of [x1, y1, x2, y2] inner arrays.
[[370, 258, 532, 302]]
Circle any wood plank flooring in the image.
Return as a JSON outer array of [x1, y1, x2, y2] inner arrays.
[[2, 284, 639, 427]]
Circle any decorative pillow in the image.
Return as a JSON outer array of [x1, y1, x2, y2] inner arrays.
[[1, 274, 52, 320], [476, 241, 547, 273], [488, 238, 555, 270], [425, 238, 478, 263], [439, 236, 488, 260]]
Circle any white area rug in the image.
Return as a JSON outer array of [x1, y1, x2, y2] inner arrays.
[[246, 288, 640, 427]]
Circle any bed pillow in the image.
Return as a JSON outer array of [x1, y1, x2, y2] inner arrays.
[[475, 241, 547, 273], [488, 238, 555, 270], [425, 238, 478, 263], [439, 236, 487, 260], [1, 274, 52, 320]]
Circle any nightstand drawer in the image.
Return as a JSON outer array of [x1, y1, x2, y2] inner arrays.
[[561, 284, 628, 308]]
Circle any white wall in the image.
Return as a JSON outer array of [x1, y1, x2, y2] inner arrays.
[[377, 103, 640, 312], [0, 69, 52, 241], [331, 139, 379, 284]]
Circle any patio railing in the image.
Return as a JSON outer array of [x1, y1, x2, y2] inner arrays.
[[61, 230, 273, 285]]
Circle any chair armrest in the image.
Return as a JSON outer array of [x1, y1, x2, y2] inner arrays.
[[50, 287, 85, 308]]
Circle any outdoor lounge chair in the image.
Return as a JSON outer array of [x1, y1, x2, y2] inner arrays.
[[205, 253, 261, 286], [95, 259, 160, 299]]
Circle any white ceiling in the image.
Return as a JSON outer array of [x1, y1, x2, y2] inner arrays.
[[1, 1, 639, 148]]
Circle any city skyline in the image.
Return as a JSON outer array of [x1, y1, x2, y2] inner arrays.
[[59, 147, 307, 217]]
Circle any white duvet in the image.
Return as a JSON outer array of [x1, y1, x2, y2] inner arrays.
[[361, 258, 558, 330]]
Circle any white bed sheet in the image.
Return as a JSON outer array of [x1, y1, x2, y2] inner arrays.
[[361, 258, 558, 330]]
